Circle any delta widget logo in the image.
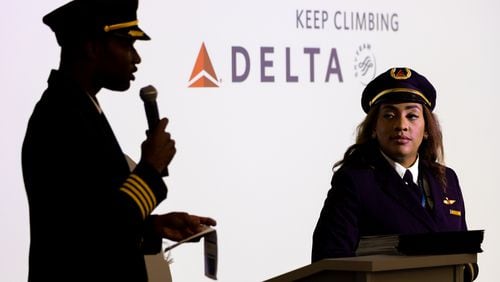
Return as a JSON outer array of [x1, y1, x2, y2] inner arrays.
[[187, 41, 374, 87], [353, 43, 376, 86], [188, 42, 219, 88]]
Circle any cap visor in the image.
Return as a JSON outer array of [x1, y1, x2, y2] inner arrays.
[[112, 27, 150, 40]]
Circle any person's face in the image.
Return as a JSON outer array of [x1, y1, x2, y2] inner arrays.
[[374, 102, 426, 167], [95, 36, 141, 91]]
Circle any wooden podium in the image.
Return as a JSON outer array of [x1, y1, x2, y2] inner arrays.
[[264, 253, 477, 282]]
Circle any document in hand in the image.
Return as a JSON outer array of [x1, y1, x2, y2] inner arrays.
[[356, 230, 484, 256], [164, 227, 218, 280]]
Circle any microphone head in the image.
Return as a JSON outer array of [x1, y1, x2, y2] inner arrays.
[[140, 85, 158, 102]]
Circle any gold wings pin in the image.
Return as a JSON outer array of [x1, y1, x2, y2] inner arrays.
[[443, 197, 456, 205]]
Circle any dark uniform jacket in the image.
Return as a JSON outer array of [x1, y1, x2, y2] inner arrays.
[[312, 143, 467, 262], [22, 70, 167, 281]]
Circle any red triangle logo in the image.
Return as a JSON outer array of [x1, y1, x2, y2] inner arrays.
[[189, 42, 219, 88]]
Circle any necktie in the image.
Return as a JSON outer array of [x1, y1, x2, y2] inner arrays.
[[403, 170, 426, 208]]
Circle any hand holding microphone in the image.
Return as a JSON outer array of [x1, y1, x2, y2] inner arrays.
[[139, 85, 175, 176]]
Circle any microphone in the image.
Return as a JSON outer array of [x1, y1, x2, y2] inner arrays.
[[139, 85, 160, 130], [139, 85, 169, 176]]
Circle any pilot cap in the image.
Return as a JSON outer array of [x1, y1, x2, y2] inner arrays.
[[361, 67, 436, 113], [43, 0, 150, 46]]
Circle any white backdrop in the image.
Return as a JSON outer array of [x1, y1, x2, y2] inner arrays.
[[2, 1, 499, 281]]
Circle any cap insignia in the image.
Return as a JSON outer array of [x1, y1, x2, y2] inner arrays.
[[390, 68, 412, 80]]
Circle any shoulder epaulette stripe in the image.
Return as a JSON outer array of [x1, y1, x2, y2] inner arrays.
[[126, 178, 154, 211], [130, 174, 157, 207], [122, 182, 151, 213], [120, 187, 146, 219]]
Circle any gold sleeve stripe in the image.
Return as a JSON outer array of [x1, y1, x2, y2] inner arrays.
[[123, 182, 151, 214], [120, 187, 146, 219], [467, 263, 476, 280], [125, 178, 153, 211], [130, 174, 157, 207]]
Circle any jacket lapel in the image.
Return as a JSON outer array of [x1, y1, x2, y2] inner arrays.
[[422, 167, 452, 228], [74, 86, 130, 181], [373, 153, 438, 231]]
